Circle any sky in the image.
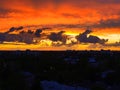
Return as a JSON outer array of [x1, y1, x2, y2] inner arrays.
[[0, 0, 120, 50]]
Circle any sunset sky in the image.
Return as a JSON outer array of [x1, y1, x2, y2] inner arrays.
[[0, 0, 120, 50]]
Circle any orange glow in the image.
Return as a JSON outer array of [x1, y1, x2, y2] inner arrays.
[[0, 0, 120, 50]]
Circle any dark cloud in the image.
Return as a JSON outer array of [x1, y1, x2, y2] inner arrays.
[[34, 29, 42, 37], [0, 33, 34, 44], [0, 26, 34, 44], [19, 31, 25, 34], [0, 33, 5, 43], [27, 30, 34, 34], [48, 31, 67, 45], [0, 26, 52, 44], [18, 33, 34, 44], [5, 26, 24, 33], [0, 26, 109, 46], [76, 30, 108, 44], [16, 26, 24, 30], [93, 18, 120, 28], [0, 26, 117, 47], [76, 30, 92, 43]]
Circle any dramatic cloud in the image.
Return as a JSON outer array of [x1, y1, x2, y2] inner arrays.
[[0, 26, 34, 44], [34, 27, 51, 37], [0, 0, 120, 30], [0, 33, 34, 44], [0, 26, 54, 44], [76, 30, 108, 44], [0, 0, 120, 50], [0, 27, 109, 46], [0, 25, 119, 51]]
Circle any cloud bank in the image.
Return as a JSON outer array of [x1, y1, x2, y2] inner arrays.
[[0, 26, 109, 47]]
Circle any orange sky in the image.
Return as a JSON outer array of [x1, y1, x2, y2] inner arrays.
[[0, 0, 120, 50]]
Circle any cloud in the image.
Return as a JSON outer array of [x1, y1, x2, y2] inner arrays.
[[27, 30, 34, 34], [0, 26, 34, 44], [34, 27, 51, 37], [0, 26, 118, 48], [18, 32, 34, 44], [0, 26, 53, 44], [0, 33, 5, 43], [76, 30, 108, 44], [0, 27, 109, 46], [1, 33, 34, 44], [48, 31, 67, 45], [5, 26, 24, 33], [48, 31, 65, 41], [34, 29, 42, 37], [0, 0, 120, 28], [93, 18, 120, 28], [104, 41, 120, 47]]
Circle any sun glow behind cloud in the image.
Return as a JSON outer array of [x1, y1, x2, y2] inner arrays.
[[0, 0, 120, 50], [0, 26, 120, 50]]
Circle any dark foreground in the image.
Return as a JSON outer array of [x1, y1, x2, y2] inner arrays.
[[0, 50, 120, 90]]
